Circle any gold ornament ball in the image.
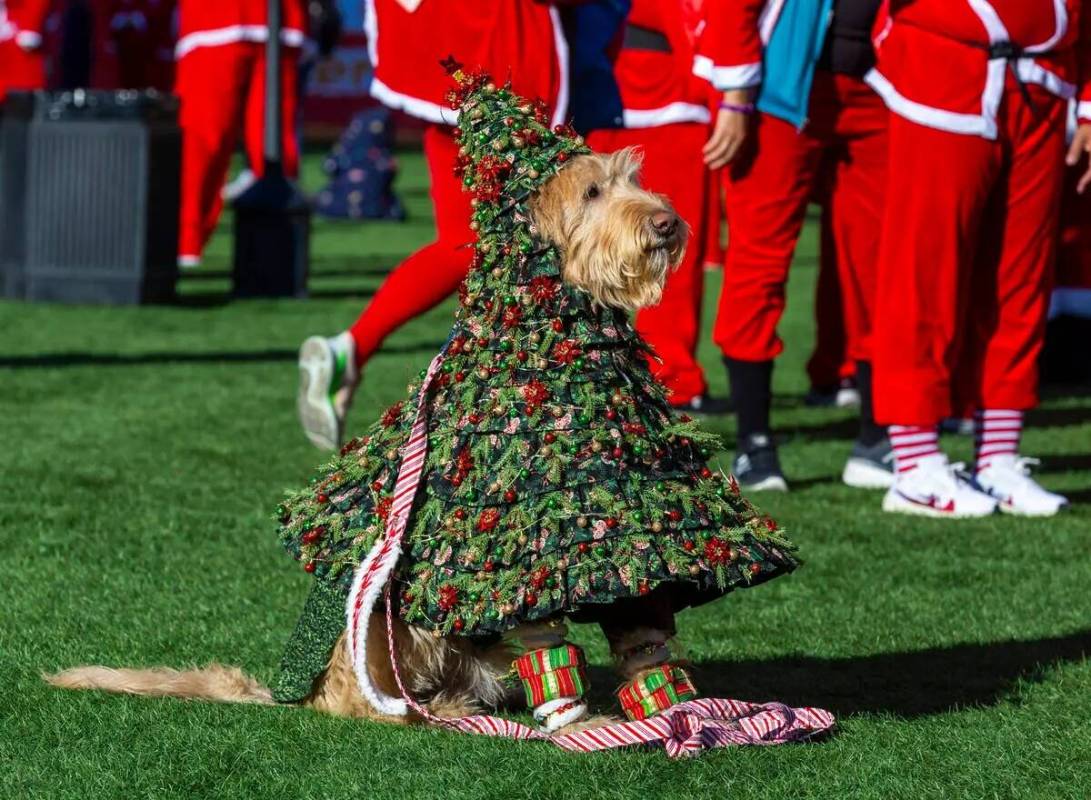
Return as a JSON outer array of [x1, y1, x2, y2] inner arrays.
[[517, 534, 529, 546], [576, 516, 588, 528], [385, 449, 397, 460], [652, 521, 664, 533], [529, 332, 541, 344], [591, 441, 603, 453], [689, 564, 702, 576], [492, 267, 504, 278]]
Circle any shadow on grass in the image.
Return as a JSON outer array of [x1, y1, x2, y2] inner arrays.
[[584, 629, 1091, 719], [0, 341, 444, 369]]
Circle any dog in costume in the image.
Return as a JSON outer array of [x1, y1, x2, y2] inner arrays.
[[48, 66, 806, 739]]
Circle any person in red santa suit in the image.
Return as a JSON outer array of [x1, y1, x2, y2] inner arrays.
[[174, 0, 306, 267], [584, 0, 726, 414], [696, 0, 889, 492], [295, 0, 570, 451], [869, 0, 1090, 518], [0, 0, 51, 101]]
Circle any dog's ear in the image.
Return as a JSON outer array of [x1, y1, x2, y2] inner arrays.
[[610, 147, 644, 183], [528, 172, 570, 250]]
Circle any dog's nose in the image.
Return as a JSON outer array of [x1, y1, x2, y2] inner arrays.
[[651, 211, 679, 238]]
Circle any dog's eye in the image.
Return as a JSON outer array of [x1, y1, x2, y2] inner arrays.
[[585, 184, 600, 200]]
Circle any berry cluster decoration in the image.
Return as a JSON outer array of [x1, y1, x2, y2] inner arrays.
[[276, 62, 797, 638]]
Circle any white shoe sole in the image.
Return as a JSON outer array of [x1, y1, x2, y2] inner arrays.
[[297, 336, 340, 451], [843, 458, 895, 489], [996, 499, 1067, 518], [881, 490, 996, 519], [741, 475, 789, 492]]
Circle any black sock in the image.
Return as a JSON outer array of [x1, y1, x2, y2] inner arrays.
[[855, 360, 886, 446], [724, 357, 773, 448]]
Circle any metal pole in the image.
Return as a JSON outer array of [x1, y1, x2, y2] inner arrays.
[[264, 0, 282, 169]]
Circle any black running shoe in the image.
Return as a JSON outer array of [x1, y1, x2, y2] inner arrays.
[[731, 433, 788, 492], [842, 437, 895, 489], [671, 393, 732, 416]]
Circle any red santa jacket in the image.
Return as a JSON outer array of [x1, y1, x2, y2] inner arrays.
[[691, 0, 783, 91], [614, 0, 713, 127], [867, 0, 1091, 138], [0, 0, 51, 49], [175, 0, 305, 60], [365, 0, 569, 126]]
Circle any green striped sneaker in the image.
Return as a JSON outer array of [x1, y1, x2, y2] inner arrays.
[[297, 333, 358, 451]]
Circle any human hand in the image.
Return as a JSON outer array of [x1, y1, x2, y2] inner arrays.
[[1066, 122, 1091, 194]]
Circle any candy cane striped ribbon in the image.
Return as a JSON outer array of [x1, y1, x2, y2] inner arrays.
[[348, 350, 837, 756]]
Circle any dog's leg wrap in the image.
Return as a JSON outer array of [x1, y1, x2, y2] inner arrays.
[[612, 629, 698, 721], [511, 623, 589, 733]]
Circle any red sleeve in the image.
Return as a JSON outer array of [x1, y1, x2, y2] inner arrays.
[[1078, 1, 1091, 121], [692, 0, 767, 91]]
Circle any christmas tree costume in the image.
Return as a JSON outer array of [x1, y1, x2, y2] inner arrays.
[[272, 66, 800, 728]]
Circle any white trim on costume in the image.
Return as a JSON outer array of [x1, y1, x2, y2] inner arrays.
[[364, 0, 379, 69], [1077, 100, 1091, 121], [549, 5, 570, 128], [757, 0, 787, 44], [622, 102, 711, 128], [692, 55, 762, 91], [369, 75, 456, 125], [865, 68, 991, 136], [174, 25, 305, 60], [1016, 61, 1076, 99]]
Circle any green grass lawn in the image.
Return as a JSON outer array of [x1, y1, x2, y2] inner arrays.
[[2, 150, 1090, 800]]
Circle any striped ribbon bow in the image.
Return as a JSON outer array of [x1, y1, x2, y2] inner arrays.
[[346, 349, 837, 756]]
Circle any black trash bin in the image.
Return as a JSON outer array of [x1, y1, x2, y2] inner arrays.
[[0, 89, 181, 304]]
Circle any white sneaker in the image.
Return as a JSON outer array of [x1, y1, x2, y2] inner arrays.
[[297, 333, 358, 451], [222, 168, 257, 202], [882, 454, 998, 518], [973, 455, 1069, 517]]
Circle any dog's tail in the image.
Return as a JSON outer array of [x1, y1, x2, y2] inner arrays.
[[44, 664, 273, 705]]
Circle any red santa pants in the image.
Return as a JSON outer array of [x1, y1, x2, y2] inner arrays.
[[872, 84, 1065, 425], [0, 40, 45, 100], [175, 42, 300, 260], [588, 123, 710, 404], [715, 72, 886, 367], [347, 124, 474, 367]]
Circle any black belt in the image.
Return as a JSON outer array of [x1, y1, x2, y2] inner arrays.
[[985, 40, 1055, 115], [623, 23, 671, 54]]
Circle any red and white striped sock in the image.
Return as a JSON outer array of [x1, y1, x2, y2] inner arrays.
[[974, 409, 1023, 471], [889, 425, 941, 474]]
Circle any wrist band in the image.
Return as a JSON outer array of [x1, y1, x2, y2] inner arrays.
[[719, 101, 756, 115]]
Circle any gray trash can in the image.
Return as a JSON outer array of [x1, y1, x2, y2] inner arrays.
[[0, 89, 181, 304]]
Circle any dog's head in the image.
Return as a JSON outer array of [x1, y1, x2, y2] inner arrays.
[[528, 149, 687, 311]]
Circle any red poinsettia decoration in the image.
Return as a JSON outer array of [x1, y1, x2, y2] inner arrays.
[[381, 401, 404, 428], [532, 99, 550, 125], [473, 154, 511, 202], [530, 566, 550, 590], [375, 496, 393, 521], [453, 447, 475, 482], [521, 379, 550, 412], [703, 537, 733, 566], [438, 584, 459, 611], [552, 339, 582, 365], [502, 304, 523, 328], [477, 508, 501, 532], [528, 276, 559, 302]]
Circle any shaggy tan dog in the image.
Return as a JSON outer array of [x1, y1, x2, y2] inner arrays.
[[46, 149, 688, 725]]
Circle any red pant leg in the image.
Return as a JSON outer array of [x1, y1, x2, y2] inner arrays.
[[955, 89, 1065, 412], [872, 115, 998, 426], [243, 46, 301, 178], [715, 113, 823, 362], [175, 44, 253, 259], [589, 124, 710, 404], [825, 75, 887, 365], [0, 40, 45, 100], [807, 198, 849, 387], [347, 124, 474, 367]]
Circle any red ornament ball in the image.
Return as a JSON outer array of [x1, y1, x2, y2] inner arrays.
[[303, 561, 316, 573]]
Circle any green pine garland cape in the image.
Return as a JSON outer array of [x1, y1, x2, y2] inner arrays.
[[271, 64, 798, 703]]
